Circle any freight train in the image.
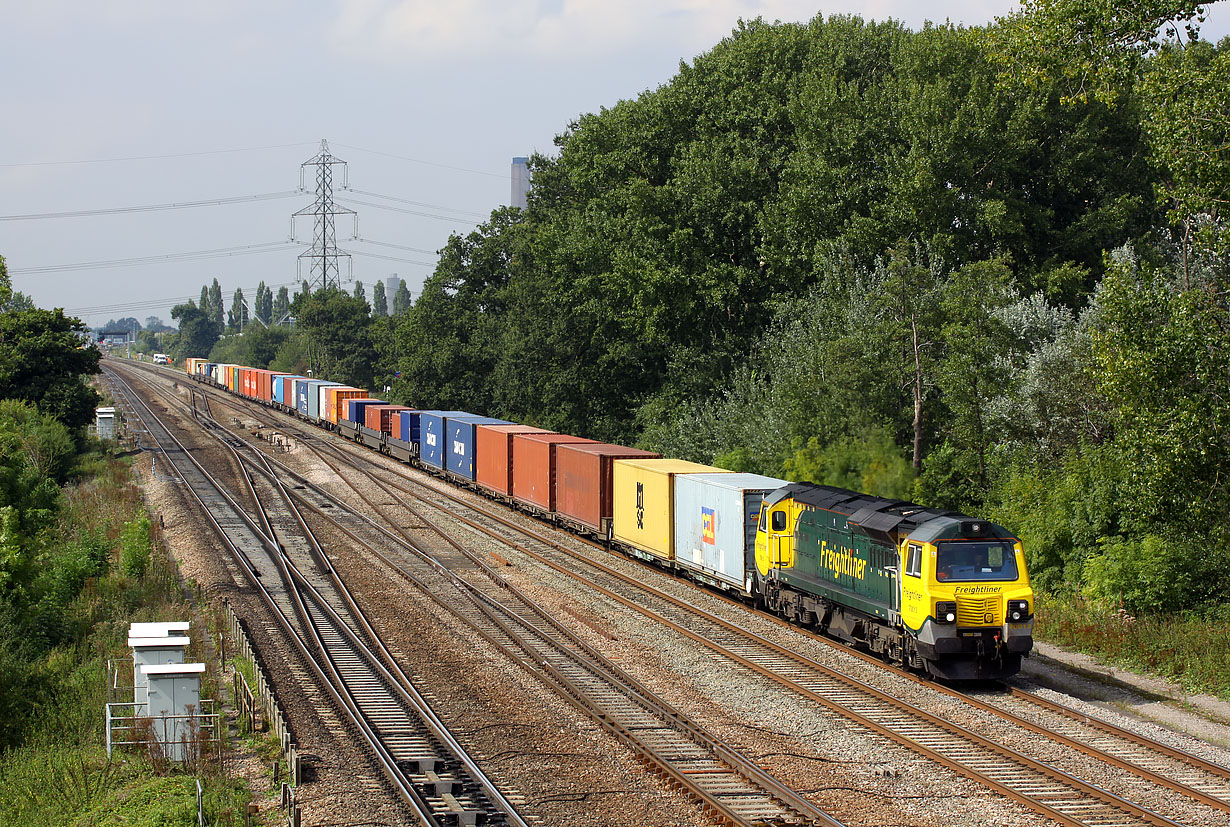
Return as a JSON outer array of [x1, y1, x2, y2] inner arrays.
[[180, 358, 1034, 680]]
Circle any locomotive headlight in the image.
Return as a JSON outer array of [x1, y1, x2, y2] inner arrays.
[[935, 601, 957, 624], [1008, 600, 1030, 622]]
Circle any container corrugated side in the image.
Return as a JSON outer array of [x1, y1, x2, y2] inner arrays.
[[611, 459, 731, 560], [324, 387, 366, 424], [555, 443, 661, 534], [475, 425, 552, 495], [673, 472, 788, 591], [310, 382, 341, 420], [364, 404, 411, 434], [274, 376, 305, 405], [445, 417, 510, 480], [511, 433, 595, 511], [343, 398, 387, 424], [420, 411, 475, 469]]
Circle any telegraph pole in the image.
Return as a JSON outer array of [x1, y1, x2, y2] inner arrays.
[[293, 139, 356, 292]]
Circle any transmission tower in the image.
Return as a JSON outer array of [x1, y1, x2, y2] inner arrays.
[[293, 139, 356, 292]]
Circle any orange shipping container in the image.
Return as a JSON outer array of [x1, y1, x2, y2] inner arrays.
[[475, 425, 552, 495], [364, 404, 411, 434], [324, 387, 367, 424], [511, 433, 595, 511]]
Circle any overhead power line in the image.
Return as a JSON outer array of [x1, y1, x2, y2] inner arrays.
[[0, 191, 302, 221], [64, 279, 301, 317], [0, 142, 317, 168], [346, 189, 488, 219], [333, 143, 508, 179], [336, 196, 481, 225], [351, 238, 439, 256], [344, 249, 437, 267], [9, 241, 299, 275]]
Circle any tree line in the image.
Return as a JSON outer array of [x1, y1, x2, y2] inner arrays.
[[178, 1, 1228, 615]]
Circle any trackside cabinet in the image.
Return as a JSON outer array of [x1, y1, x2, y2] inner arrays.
[[673, 472, 787, 594], [611, 459, 730, 562]]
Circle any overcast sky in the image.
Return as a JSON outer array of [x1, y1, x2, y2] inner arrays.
[[3, 1, 1226, 330]]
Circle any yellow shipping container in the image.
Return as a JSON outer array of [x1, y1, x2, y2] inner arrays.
[[612, 458, 730, 560]]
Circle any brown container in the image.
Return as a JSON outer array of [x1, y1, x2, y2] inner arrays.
[[556, 443, 661, 534], [475, 425, 552, 495], [364, 404, 412, 434], [511, 433, 595, 511]]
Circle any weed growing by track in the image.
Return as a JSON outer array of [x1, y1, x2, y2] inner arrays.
[[1035, 592, 1230, 699], [0, 451, 252, 825]]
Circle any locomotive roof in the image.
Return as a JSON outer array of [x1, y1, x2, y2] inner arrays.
[[768, 482, 1014, 545]]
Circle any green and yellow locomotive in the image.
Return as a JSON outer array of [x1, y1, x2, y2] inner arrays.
[[755, 483, 1033, 680]]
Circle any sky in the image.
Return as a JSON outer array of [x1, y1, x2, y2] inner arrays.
[[2, 1, 1227, 331]]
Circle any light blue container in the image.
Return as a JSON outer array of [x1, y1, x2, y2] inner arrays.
[[672, 472, 788, 594], [419, 411, 473, 469], [307, 382, 340, 420], [273, 375, 305, 405], [297, 380, 328, 416]]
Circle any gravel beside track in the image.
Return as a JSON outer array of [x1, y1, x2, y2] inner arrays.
[[117, 360, 1230, 827]]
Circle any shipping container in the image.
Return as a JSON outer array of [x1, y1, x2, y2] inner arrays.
[[323, 386, 367, 424], [475, 425, 552, 495], [296, 380, 329, 416], [611, 458, 730, 561], [397, 410, 463, 448], [363, 404, 412, 435], [309, 382, 341, 420], [511, 433, 596, 511], [273, 375, 305, 406], [555, 443, 661, 536], [344, 398, 388, 425], [673, 472, 788, 593], [445, 416, 510, 480], [420, 411, 476, 469]]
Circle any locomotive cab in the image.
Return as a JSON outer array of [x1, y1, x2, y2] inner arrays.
[[900, 517, 1034, 680]]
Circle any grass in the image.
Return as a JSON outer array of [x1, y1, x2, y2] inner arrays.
[[1035, 591, 1230, 699], [0, 450, 256, 826]]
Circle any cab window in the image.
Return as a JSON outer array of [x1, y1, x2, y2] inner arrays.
[[771, 510, 787, 532], [904, 544, 922, 578], [758, 506, 767, 532], [935, 541, 1018, 582]]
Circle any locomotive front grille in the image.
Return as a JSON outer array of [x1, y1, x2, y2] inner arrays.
[[956, 597, 1002, 627]]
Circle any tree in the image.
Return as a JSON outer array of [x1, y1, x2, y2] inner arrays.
[[208, 279, 224, 329], [0, 307, 100, 431], [371, 280, 388, 318], [227, 288, 247, 332], [294, 289, 374, 388], [255, 281, 273, 325], [353, 280, 366, 306], [170, 302, 220, 361], [392, 279, 411, 314], [273, 286, 291, 324], [199, 285, 211, 319]]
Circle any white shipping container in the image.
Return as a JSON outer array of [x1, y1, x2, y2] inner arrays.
[[673, 472, 787, 594]]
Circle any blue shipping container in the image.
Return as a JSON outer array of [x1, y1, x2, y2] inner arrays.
[[297, 380, 328, 416], [445, 416, 510, 479], [672, 472, 788, 593], [419, 411, 474, 469]]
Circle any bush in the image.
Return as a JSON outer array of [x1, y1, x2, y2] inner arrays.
[[1082, 533, 1230, 615], [120, 516, 151, 581]]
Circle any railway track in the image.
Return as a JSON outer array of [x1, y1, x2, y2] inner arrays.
[[120, 360, 1230, 827], [104, 365, 529, 827], [110, 360, 843, 827]]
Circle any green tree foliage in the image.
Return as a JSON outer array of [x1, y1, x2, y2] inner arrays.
[[254, 281, 273, 325], [226, 288, 247, 333], [206, 324, 291, 369], [294, 288, 374, 388], [273, 285, 291, 324], [208, 278, 224, 329], [391, 279, 411, 315], [170, 302, 220, 361], [371, 279, 388, 318], [0, 306, 100, 432], [353, 280, 366, 305]]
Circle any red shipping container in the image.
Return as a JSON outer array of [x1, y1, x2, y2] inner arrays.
[[511, 433, 595, 511], [556, 443, 661, 534], [475, 425, 552, 495], [364, 404, 411, 434]]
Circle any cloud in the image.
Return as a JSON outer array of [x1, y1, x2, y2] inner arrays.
[[328, 0, 859, 63]]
